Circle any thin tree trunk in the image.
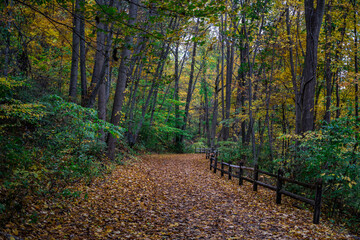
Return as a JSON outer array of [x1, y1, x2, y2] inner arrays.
[[85, 0, 107, 107], [286, 7, 301, 134], [180, 34, 198, 144], [223, 21, 235, 141], [313, 82, 323, 129], [354, 8, 359, 120], [238, 31, 247, 144], [201, 57, 210, 146], [98, 73, 107, 142], [79, 0, 87, 106], [4, 0, 12, 79], [174, 42, 181, 151], [69, 0, 80, 102], [107, 0, 139, 159], [149, 88, 159, 126], [221, 14, 225, 122], [323, 2, 333, 123], [333, 12, 347, 119], [266, 45, 276, 162], [282, 104, 287, 157], [336, 79, 340, 118], [86, 24, 113, 108], [211, 54, 220, 148]]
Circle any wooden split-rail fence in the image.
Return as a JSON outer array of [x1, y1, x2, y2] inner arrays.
[[201, 149, 322, 224], [194, 147, 212, 154]]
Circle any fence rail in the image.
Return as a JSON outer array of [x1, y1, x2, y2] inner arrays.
[[208, 152, 322, 224], [194, 147, 210, 154]]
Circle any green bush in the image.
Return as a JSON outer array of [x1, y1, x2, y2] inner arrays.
[[277, 116, 360, 231], [0, 91, 124, 224], [216, 141, 252, 164]]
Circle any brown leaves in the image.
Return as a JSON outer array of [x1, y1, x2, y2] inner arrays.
[[1, 154, 352, 239]]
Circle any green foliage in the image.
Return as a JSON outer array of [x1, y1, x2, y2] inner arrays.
[[278, 117, 360, 229], [0, 91, 124, 224], [217, 141, 246, 163], [0, 77, 27, 98], [187, 140, 207, 153], [138, 121, 188, 153]]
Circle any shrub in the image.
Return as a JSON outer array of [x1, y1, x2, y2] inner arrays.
[[277, 116, 360, 232], [0, 90, 124, 224]]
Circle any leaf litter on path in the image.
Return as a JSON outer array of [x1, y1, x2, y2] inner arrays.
[[2, 154, 353, 239]]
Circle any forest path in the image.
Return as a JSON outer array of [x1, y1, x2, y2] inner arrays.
[[20, 154, 351, 239]]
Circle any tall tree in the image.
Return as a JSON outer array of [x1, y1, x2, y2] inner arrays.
[[69, 0, 81, 102], [211, 52, 220, 148], [223, 18, 235, 141], [174, 41, 181, 150], [353, 1, 359, 120], [323, 1, 333, 124], [299, 0, 325, 132], [180, 22, 199, 145], [79, 0, 87, 106], [107, 0, 139, 159]]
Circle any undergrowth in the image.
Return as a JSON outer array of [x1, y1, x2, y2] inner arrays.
[[0, 77, 125, 225]]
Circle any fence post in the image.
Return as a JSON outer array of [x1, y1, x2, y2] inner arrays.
[[276, 169, 283, 204], [221, 159, 224, 177], [253, 164, 258, 191], [228, 164, 232, 180], [313, 179, 322, 224], [210, 156, 213, 170], [239, 162, 243, 186], [214, 155, 218, 173]]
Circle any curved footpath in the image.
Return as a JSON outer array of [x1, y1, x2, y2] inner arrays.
[[8, 154, 353, 239]]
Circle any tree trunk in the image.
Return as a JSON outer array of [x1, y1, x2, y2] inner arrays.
[[180, 36, 198, 144], [149, 88, 159, 126], [238, 33, 247, 144], [313, 82, 323, 129], [223, 22, 235, 141], [4, 0, 13, 78], [323, 1, 333, 123], [266, 45, 276, 162], [221, 14, 225, 123], [211, 54, 220, 148], [69, 0, 80, 102], [300, 0, 325, 133], [354, 8, 359, 120], [107, 0, 139, 160], [333, 11, 347, 119], [201, 57, 210, 146], [98, 73, 107, 142], [79, 0, 87, 106], [174, 42, 182, 151], [336, 80, 340, 118], [286, 7, 301, 134], [85, 0, 107, 107]]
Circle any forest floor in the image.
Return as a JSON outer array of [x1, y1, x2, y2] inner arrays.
[[2, 154, 354, 239]]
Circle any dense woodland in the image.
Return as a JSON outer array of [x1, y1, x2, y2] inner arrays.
[[0, 0, 359, 235]]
